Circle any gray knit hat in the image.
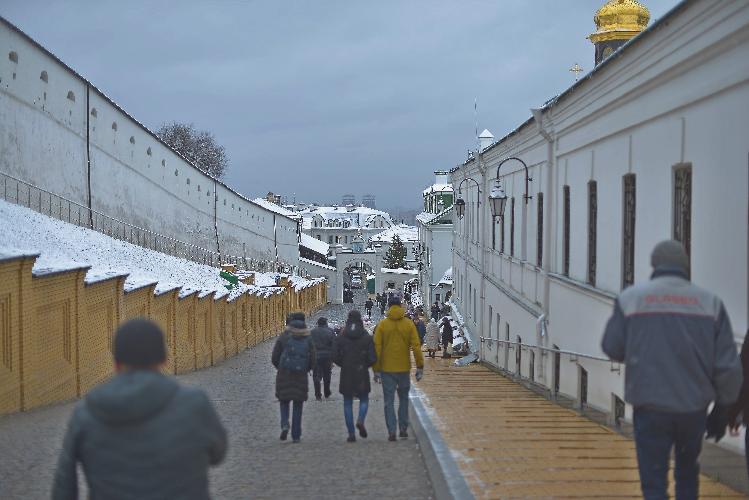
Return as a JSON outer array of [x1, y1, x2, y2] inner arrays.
[[114, 318, 166, 367], [651, 240, 689, 273]]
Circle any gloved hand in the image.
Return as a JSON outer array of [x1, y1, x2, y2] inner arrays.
[[415, 368, 424, 382], [373, 372, 381, 384], [706, 404, 729, 442]]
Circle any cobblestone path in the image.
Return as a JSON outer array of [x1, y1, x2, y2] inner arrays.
[[0, 295, 434, 499]]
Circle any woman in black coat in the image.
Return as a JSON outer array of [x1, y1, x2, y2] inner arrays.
[[333, 310, 376, 442], [441, 317, 454, 358]]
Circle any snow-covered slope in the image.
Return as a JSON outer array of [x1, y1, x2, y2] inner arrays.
[[0, 200, 320, 298]]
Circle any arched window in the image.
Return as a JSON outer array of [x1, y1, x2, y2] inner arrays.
[[146, 147, 152, 156], [90, 108, 97, 118], [67, 91, 75, 102], [129, 136, 135, 144], [161, 159, 165, 166], [40, 71, 48, 82], [8, 51, 18, 63], [112, 122, 118, 131]]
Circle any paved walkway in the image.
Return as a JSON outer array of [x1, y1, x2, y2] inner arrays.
[[413, 357, 744, 499], [0, 298, 434, 499]]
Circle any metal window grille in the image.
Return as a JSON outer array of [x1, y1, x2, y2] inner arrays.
[[673, 165, 692, 264], [587, 181, 597, 286], [622, 174, 636, 288], [563, 186, 570, 276], [510, 197, 515, 256], [536, 193, 543, 267]]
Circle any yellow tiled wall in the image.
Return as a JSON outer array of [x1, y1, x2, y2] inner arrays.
[[0, 256, 326, 415]]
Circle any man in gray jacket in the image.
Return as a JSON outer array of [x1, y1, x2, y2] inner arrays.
[[52, 319, 227, 500], [310, 316, 335, 400], [602, 240, 741, 500]]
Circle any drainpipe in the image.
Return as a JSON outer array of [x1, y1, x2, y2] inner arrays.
[[85, 84, 93, 229], [531, 108, 555, 340], [213, 179, 221, 265], [477, 152, 487, 356]]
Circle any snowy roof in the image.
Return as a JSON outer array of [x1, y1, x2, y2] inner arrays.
[[299, 233, 329, 256], [0, 199, 306, 299], [252, 198, 300, 219], [300, 206, 393, 230], [300, 257, 336, 271], [371, 224, 419, 243], [439, 267, 453, 286], [381, 268, 419, 275], [479, 129, 494, 138], [416, 205, 454, 226], [422, 183, 454, 196]]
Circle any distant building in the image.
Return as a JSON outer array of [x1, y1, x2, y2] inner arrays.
[[265, 191, 282, 205], [301, 205, 394, 249], [362, 194, 376, 209], [342, 194, 356, 205], [416, 171, 454, 306]]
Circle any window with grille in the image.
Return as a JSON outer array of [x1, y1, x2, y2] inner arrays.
[[500, 209, 505, 254], [510, 197, 516, 256], [673, 165, 692, 268], [587, 181, 597, 286], [622, 174, 636, 288], [563, 185, 570, 276], [536, 193, 543, 267]]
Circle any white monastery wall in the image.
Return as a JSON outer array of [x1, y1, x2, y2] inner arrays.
[[0, 18, 298, 267]]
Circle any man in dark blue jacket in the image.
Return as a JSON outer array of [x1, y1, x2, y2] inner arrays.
[[602, 240, 741, 499], [52, 318, 227, 500], [310, 317, 335, 400]]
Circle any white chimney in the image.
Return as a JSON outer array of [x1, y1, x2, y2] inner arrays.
[[479, 129, 494, 152], [434, 170, 449, 185]]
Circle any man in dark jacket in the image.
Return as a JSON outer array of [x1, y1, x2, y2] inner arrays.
[[52, 319, 227, 500], [413, 316, 426, 345], [441, 317, 454, 358], [430, 301, 440, 321], [365, 298, 374, 318], [310, 317, 334, 400], [602, 240, 742, 499], [272, 312, 316, 443], [729, 330, 749, 480]]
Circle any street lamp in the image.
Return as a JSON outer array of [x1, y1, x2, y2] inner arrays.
[[489, 180, 508, 219], [454, 177, 481, 220]]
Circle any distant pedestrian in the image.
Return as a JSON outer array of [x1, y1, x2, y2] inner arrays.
[[440, 302, 450, 318], [430, 301, 440, 321], [424, 319, 439, 358], [52, 319, 227, 500], [272, 312, 316, 443], [365, 297, 374, 318], [440, 317, 454, 358], [373, 296, 425, 441], [413, 315, 426, 345], [602, 240, 741, 499], [378, 294, 386, 315], [310, 317, 335, 400], [334, 310, 377, 443], [729, 329, 749, 480]]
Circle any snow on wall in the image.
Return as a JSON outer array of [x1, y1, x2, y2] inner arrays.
[[0, 18, 298, 267]]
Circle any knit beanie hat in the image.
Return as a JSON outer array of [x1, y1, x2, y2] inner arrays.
[[286, 312, 306, 325], [114, 318, 166, 367], [651, 240, 689, 273], [388, 296, 402, 306]]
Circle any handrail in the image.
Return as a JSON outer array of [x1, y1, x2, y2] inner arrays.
[[0, 170, 296, 273], [479, 336, 615, 364]]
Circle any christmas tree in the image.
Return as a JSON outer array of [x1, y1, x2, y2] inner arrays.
[[384, 234, 407, 269]]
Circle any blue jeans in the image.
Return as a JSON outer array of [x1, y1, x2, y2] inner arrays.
[[633, 408, 706, 500], [343, 396, 369, 434], [381, 372, 410, 434], [279, 400, 304, 440]]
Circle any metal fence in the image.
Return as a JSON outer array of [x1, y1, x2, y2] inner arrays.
[[479, 336, 626, 426], [0, 170, 281, 272]]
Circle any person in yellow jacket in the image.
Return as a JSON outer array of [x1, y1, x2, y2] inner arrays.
[[373, 296, 425, 441]]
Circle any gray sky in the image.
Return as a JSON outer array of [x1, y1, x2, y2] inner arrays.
[[2, 0, 676, 209]]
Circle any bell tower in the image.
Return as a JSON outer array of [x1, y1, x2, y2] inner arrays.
[[589, 0, 650, 66]]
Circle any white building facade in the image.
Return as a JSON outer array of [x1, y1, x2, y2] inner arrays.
[[450, 0, 749, 420], [417, 171, 455, 307]]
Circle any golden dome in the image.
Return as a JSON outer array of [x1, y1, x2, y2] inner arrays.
[[589, 0, 650, 44]]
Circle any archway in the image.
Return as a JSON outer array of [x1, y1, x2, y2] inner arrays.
[[333, 249, 381, 304]]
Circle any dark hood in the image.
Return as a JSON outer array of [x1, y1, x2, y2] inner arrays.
[[285, 325, 310, 337], [344, 324, 367, 339], [85, 370, 179, 425]]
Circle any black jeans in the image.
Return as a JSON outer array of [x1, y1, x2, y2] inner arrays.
[[633, 407, 706, 500], [313, 358, 332, 397]]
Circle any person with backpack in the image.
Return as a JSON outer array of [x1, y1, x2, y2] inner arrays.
[[52, 319, 227, 500], [373, 296, 425, 441], [333, 310, 377, 443], [413, 315, 426, 345], [310, 317, 335, 400], [365, 297, 374, 318], [272, 312, 316, 443]]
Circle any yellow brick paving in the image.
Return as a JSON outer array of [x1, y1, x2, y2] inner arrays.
[[413, 358, 744, 499]]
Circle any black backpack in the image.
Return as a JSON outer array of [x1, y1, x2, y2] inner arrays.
[[280, 336, 311, 372]]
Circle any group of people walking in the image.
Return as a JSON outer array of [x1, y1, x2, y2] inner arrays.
[[271, 295, 424, 443]]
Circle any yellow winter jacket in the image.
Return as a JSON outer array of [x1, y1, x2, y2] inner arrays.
[[373, 305, 424, 373]]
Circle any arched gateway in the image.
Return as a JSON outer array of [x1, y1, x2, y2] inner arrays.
[[333, 248, 381, 304]]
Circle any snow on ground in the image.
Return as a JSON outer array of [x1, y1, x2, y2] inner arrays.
[[0, 199, 320, 298]]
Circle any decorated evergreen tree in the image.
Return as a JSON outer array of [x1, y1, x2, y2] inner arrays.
[[384, 234, 407, 269]]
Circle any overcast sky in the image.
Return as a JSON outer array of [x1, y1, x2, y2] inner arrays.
[[2, 0, 676, 210]]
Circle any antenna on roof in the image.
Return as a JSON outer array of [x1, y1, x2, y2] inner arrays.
[[474, 98, 479, 152]]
